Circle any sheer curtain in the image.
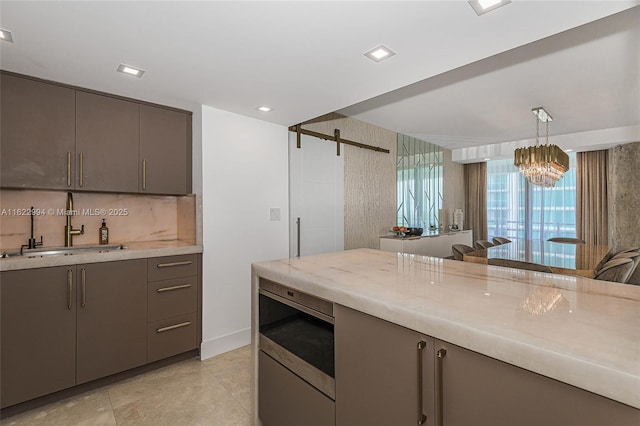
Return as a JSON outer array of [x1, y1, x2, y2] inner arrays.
[[486, 153, 577, 241], [464, 162, 487, 242], [576, 150, 608, 245]]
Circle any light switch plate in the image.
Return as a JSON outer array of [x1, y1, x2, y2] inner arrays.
[[270, 208, 281, 221]]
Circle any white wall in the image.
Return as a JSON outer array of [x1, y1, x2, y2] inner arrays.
[[201, 105, 289, 359]]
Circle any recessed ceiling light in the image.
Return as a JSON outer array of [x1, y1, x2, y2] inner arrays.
[[468, 0, 511, 16], [0, 28, 14, 43], [117, 63, 145, 77], [484, 158, 491, 161], [257, 106, 272, 112], [364, 44, 396, 63], [565, 149, 574, 152]]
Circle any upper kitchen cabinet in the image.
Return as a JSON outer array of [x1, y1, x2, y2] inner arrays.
[[76, 91, 140, 193], [1, 73, 76, 190], [140, 105, 192, 195]]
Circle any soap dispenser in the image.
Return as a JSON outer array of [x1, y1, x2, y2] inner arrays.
[[99, 219, 109, 245]]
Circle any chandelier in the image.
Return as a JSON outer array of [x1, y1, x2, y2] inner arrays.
[[514, 107, 569, 188]]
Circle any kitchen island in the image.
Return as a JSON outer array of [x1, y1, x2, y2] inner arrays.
[[252, 248, 640, 425]]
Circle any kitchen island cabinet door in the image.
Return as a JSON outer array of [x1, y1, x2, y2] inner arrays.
[[76, 259, 147, 384], [435, 340, 640, 426], [139, 105, 191, 195], [0, 267, 77, 408], [75, 91, 139, 193], [335, 305, 435, 426], [1, 73, 76, 190]]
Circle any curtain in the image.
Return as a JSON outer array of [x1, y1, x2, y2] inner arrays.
[[576, 150, 608, 245], [464, 162, 487, 242]]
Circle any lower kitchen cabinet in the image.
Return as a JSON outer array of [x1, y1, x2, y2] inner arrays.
[[146, 255, 200, 362], [335, 305, 435, 426], [259, 351, 335, 426], [435, 340, 640, 426], [1, 254, 202, 410], [0, 266, 77, 408], [76, 260, 147, 384]]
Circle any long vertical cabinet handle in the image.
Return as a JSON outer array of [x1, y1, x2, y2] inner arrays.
[[436, 348, 447, 426], [79, 152, 84, 187], [81, 268, 86, 307], [67, 269, 73, 310], [296, 217, 301, 257], [67, 151, 72, 187], [142, 159, 147, 190], [417, 341, 428, 425]]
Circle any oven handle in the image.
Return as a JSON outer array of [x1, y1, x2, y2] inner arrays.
[[259, 288, 334, 324]]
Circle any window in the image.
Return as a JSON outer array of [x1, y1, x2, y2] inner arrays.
[[396, 135, 443, 230], [486, 153, 577, 241]]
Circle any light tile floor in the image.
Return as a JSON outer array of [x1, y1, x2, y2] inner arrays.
[[3, 345, 254, 426]]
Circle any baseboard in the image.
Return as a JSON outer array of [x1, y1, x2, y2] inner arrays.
[[200, 327, 251, 360]]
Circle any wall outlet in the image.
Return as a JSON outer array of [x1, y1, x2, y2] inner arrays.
[[270, 208, 281, 221]]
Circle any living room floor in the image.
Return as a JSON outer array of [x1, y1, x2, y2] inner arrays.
[[3, 345, 254, 426]]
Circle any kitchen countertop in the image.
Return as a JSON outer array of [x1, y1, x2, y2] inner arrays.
[[0, 240, 202, 271], [252, 248, 640, 409]]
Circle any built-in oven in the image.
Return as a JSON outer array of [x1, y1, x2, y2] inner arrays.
[[258, 277, 335, 399]]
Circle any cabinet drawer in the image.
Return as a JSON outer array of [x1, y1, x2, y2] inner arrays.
[[147, 254, 197, 281], [147, 313, 197, 363], [148, 276, 197, 322], [259, 351, 335, 426]]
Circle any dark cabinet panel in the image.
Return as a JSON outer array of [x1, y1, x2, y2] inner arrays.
[[1, 73, 76, 189], [75, 91, 139, 192], [335, 305, 435, 426], [0, 267, 76, 408], [259, 351, 335, 426], [139, 105, 190, 195], [436, 340, 640, 426], [76, 259, 147, 384], [147, 312, 198, 363]]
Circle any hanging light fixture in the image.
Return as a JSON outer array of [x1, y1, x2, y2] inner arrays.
[[514, 107, 569, 188]]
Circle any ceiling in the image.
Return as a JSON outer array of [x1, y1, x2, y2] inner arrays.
[[1, 1, 639, 153]]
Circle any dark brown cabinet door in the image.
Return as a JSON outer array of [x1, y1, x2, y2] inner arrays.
[[335, 305, 435, 426], [1, 73, 76, 189], [436, 340, 640, 426], [139, 105, 190, 195], [76, 259, 147, 384], [0, 267, 77, 408], [76, 91, 139, 192]]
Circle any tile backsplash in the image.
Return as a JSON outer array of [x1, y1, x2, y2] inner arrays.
[[0, 189, 196, 250]]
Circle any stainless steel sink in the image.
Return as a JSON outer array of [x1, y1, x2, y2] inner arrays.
[[1, 244, 127, 258]]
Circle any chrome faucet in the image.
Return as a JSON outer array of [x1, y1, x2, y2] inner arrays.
[[64, 192, 84, 247]]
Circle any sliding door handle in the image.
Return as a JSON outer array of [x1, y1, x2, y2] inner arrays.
[[296, 217, 301, 257]]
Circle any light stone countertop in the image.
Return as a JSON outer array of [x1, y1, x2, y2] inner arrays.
[[0, 240, 202, 271], [252, 248, 640, 409]]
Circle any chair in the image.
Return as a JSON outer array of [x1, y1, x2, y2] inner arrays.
[[492, 237, 511, 245], [474, 240, 495, 250], [612, 247, 640, 257], [547, 237, 586, 244], [594, 258, 635, 283], [488, 258, 552, 273], [452, 244, 475, 261]]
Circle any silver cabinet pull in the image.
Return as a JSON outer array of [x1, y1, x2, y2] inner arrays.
[[417, 341, 427, 425], [156, 321, 191, 333], [142, 159, 147, 190], [156, 284, 192, 293], [67, 151, 72, 187], [157, 260, 192, 268], [436, 348, 447, 426], [79, 152, 84, 187], [67, 269, 73, 310], [81, 268, 86, 307]]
